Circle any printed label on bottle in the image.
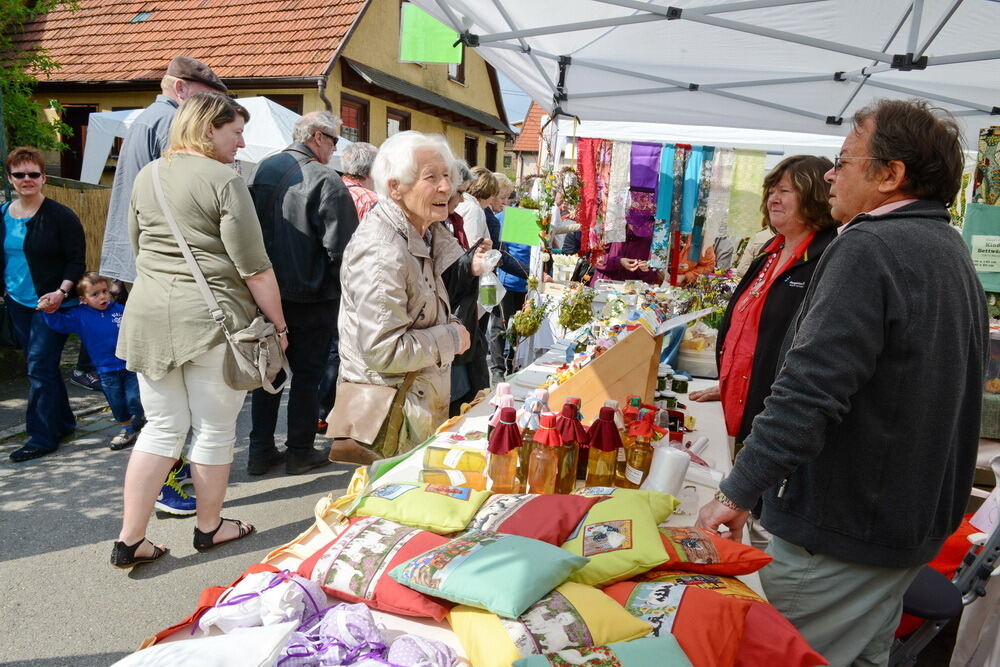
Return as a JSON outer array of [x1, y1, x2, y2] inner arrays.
[[445, 469, 467, 485], [444, 449, 464, 469], [617, 448, 627, 463], [624, 465, 644, 485]]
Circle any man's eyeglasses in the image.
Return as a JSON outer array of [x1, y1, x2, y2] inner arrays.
[[9, 171, 42, 180], [320, 131, 339, 147], [833, 156, 884, 171]]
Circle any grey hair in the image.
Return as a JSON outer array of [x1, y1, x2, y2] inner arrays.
[[371, 131, 455, 200], [493, 172, 514, 194], [292, 111, 342, 144], [452, 159, 474, 189], [341, 142, 378, 179]]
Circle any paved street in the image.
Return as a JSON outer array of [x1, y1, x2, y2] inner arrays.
[[0, 365, 353, 667]]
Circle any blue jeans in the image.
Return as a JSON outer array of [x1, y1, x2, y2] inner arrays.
[[7, 299, 76, 451], [99, 368, 143, 427]]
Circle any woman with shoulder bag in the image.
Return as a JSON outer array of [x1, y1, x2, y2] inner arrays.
[[111, 92, 288, 568]]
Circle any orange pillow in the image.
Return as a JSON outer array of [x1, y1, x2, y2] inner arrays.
[[603, 579, 749, 667], [655, 526, 772, 575], [633, 569, 765, 602], [738, 601, 827, 667]]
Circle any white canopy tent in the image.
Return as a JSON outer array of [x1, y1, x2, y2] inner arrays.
[[79, 96, 353, 184], [412, 0, 999, 146]]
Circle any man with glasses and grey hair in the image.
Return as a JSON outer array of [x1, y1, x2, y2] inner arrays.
[[247, 111, 359, 476]]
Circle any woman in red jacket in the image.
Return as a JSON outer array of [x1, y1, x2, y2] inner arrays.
[[691, 155, 838, 442]]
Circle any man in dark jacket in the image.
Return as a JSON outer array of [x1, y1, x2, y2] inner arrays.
[[248, 111, 359, 475], [698, 99, 987, 665]]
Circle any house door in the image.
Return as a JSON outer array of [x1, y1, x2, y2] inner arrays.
[[60, 105, 97, 180]]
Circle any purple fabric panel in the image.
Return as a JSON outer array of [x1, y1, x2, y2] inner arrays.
[[625, 190, 657, 238], [630, 142, 662, 191]]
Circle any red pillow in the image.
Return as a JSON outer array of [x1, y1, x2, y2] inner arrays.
[[656, 526, 772, 575], [297, 516, 452, 621], [738, 600, 827, 667], [465, 493, 601, 545], [603, 579, 750, 667]]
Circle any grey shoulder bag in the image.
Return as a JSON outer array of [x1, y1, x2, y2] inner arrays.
[[150, 159, 288, 393]]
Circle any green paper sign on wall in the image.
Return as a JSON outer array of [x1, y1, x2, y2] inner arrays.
[[501, 207, 543, 246], [399, 3, 463, 64]]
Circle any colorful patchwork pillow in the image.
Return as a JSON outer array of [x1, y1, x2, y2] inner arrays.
[[603, 579, 751, 667], [512, 636, 693, 667], [390, 531, 589, 618], [562, 488, 679, 586], [296, 516, 452, 621], [351, 482, 492, 534], [655, 526, 772, 575], [448, 582, 653, 667], [466, 493, 601, 545], [633, 569, 765, 602]]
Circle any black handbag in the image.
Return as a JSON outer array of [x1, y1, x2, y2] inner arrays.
[[0, 295, 20, 349]]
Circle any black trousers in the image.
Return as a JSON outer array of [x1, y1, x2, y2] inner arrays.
[[249, 299, 336, 456], [487, 289, 527, 377], [317, 307, 341, 420]]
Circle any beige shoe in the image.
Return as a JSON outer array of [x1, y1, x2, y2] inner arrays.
[[328, 438, 379, 466]]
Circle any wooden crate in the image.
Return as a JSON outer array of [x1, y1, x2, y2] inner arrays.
[[548, 327, 662, 421]]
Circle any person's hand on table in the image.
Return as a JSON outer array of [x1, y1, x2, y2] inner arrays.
[[696, 499, 749, 542], [689, 384, 721, 402]]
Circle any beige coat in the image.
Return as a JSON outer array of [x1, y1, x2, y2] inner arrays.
[[337, 199, 466, 452]]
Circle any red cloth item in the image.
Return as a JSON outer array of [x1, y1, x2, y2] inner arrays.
[[343, 175, 378, 222], [895, 516, 979, 637], [628, 409, 666, 439], [577, 138, 599, 256], [533, 412, 563, 447], [588, 406, 624, 452], [489, 407, 521, 455], [654, 526, 773, 575], [738, 601, 828, 667], [446, 211, 470, 250], [719, 233, 814, 436], [557, 402, 589, 444], [468, 493, 601, 545]]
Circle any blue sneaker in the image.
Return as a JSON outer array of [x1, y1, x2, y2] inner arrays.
[[172, 456, 192, 487], [154, 473, 197, 515]]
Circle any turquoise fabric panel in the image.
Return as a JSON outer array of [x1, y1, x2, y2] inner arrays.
[[655, 144, 676, 220], [679, 146, 704, 234]]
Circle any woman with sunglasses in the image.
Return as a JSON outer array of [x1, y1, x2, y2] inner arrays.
[[690, 155, 838, 444], [2, 147, 86, 462]]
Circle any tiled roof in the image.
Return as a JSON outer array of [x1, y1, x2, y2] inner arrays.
[[14, 0, 368, 82], [512, 101, 545, 152]]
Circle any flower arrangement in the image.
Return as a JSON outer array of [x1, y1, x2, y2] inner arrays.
[[557, 283, 596, 333], [684, 270, 738, 330]]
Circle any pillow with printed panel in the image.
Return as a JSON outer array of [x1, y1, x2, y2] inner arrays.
[[511, 635, 693, 667], [631, 570, 826, 666], [562, 487, 679, 586], [390, 530, 589, 618], [655, 525, 772, 575], [296, 516, 452, 621], [466, 493, 601, 545], [448, 582, 653, 667], [351, 482, 492, 534]]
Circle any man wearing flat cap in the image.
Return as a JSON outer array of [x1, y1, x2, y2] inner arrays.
[[98, 55, 225, 515], [100, 55, 226, 284]]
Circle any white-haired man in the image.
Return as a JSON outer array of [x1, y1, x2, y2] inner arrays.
[[247, 111, 360, 476]]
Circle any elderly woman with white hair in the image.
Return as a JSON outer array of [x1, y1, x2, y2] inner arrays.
[[329, 131, 490, 463]]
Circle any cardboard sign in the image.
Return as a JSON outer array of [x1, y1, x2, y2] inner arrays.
[[500, 207, 542, 246], [971, 235, 1000, 272], [399, 3, 463, 64]]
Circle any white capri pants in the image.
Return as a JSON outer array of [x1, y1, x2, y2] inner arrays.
[[133, 344, 246, 465]]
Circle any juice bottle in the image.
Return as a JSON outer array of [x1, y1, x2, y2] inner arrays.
[[488, 394, 515, 439], [489, 383, 513, 423], [616, 396, 643, 482], [488, 407, 522, 493], [621, 409, 666, 489], [586, 406, 623, 487], [527, 412, 562, 494], [517, 388, 549, 487], [556, 399, 588, 493], [422, 446, 487, 472], [419, 469, 487, 490]]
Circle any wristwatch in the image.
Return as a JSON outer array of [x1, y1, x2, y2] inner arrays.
[[714, 489, 748, 512], [57, 288, 70, 298]]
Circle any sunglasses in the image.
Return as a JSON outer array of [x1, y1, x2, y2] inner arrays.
[[320, 131, 339, 147], [9, 171, 43, 180]]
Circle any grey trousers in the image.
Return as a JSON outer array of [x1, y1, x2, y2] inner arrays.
[[761, 535, 922, 667]]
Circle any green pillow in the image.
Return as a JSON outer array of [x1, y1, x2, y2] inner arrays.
[[563, 487, 679, 586], [352, 482, 492, 534], [390, 530, 589, 618], [512, 636, 693, 666]]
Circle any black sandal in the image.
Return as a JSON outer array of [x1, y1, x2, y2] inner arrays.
[[110, 537, 168, 569], [193, 517, 255, 553]]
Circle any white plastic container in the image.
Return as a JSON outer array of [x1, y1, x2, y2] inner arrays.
[[641, 441, 690, 497]]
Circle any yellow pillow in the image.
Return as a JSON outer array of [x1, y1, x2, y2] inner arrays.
[[351, 482, 492, 534], [563, 488, 679, 586], [449, 582, 652, 667]]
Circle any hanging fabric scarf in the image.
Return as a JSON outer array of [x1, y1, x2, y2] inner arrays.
[[679, 146, 705, 235], [626, 190, 658, 238], [576, 137, 600, 256], [667, 145, 691, 283], [727, 149, 767, 239], [626, 142, 661, 240], [649, 144, 675, 270], [703, 147, 736, 245], [603, 141, 632, 243], [593, 139, 614, 249], [688, 146, 716, 261]]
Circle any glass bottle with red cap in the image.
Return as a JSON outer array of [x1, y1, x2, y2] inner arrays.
[[556, 399, 588, 493], [527, 412, 562, 494], [586, 405, 624, 487], [621, 408, 667, 489], [488, 393, 515, 439], [488, 406, 522, 493], [616, 395, 643, 482], [517, 388, 549, 484]]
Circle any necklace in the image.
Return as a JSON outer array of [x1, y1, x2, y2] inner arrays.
[[736, 242, 784, 312]]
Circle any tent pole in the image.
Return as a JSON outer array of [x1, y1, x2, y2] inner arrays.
[[490, 0, 558, 92], [595, 0, 826, 17], [705, 89, 833, 122], [432, 0, 465, 35], [926, 49, 1000, 66], [476, 13, 665, 43], [567, 74, 832, 100], [854, 77, 997, 114], [906, 0, 923, 57], [915, 0, 964, 59]]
